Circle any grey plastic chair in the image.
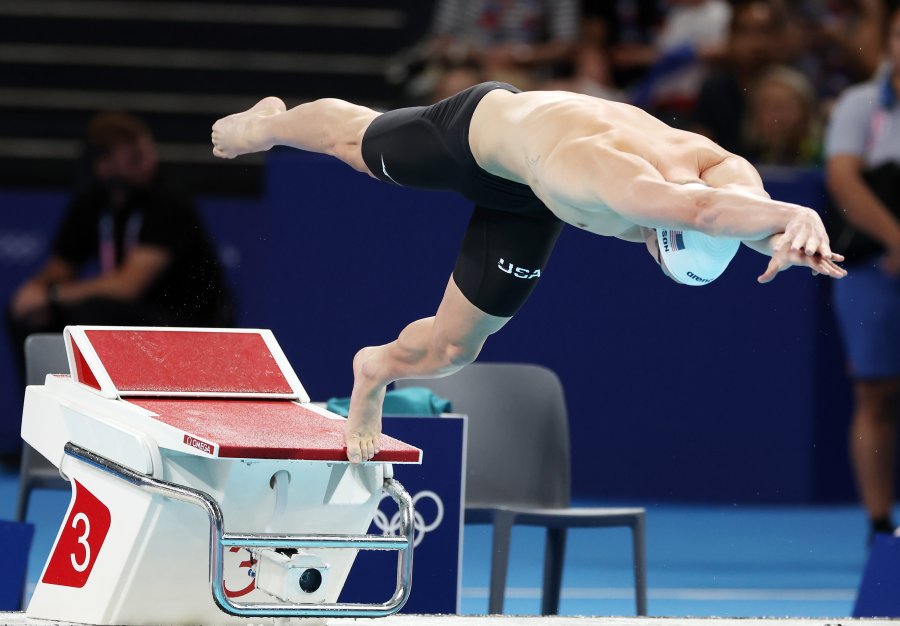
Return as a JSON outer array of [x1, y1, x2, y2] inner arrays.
[[15, 333, 70, 522], [396, 363, 647, 616]]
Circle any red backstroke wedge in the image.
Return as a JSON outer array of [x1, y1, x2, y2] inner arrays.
[[65, 327, 304, 398]]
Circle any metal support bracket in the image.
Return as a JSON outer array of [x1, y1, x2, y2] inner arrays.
[[63, 442, 414, 618]]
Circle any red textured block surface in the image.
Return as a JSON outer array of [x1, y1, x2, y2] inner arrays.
[[85, 330, 292, 394], [130, 398, 422, 463]]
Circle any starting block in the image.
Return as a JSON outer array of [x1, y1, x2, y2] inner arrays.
[[20, 326, 422, 625]]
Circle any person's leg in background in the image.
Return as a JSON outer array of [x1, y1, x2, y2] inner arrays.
[[850, 378, 900, 535], [833, 261, 900, 540]]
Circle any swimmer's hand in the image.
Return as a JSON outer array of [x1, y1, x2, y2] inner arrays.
[[758, 246, 847, 283], [780, 208, 835, 259]]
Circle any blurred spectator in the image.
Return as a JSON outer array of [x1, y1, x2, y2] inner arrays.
[[625, 0, 732, 122], [816, 0, 887, 102], [745, 66, 823, 166], [423, 0, 579, 100], [6, 112, 233, 382], [541, 1, 624, 99], [692, 0, 787, 155], [772, 0, 886, 112], [590, 0, 665, 89], [543, 43, 625, 101], [825, 0, 900, 541]]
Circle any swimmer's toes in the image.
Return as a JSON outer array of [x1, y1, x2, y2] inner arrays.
[[347, 442, 362, 464], [344, 431, 363, 464]]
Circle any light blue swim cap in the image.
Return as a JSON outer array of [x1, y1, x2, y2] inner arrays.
[[655, 182, 739, 286], [656, 228, 740, 286]]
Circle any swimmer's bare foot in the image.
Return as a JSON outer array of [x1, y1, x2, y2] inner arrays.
[[344, 347, 385, 464], [211, 96, 286, 159]]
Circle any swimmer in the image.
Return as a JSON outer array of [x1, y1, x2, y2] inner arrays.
[[212, 83, 847, 464]]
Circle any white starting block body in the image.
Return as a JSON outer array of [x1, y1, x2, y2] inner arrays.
[[21, 326, 422, 625]]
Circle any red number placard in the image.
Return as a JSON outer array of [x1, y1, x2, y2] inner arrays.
[[42, 481, 112, 588]]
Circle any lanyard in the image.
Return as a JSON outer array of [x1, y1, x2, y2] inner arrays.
[[867, 75, 897, 153], [98, 210, 144, 273]]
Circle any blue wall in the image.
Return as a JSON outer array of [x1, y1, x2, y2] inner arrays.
[[0, 189, 69, 454], [0, 154, 857, 504]]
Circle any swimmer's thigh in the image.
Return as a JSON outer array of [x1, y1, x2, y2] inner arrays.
[[452, 206, 564, 318]]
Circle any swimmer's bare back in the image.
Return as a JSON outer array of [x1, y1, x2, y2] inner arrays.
[[470, 88, 740, 192], [467, 89, 822, 246]]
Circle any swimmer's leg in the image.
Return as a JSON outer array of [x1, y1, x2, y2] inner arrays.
[[345, 277, 510, 463], [212, 97, 380, 173]]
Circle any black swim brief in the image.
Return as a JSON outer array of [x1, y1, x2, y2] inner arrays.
[[360, 82, 564, 318]]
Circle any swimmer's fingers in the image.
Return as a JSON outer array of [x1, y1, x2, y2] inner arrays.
[[761, 240, 846, 283], [798, 252, 847, 279], [803, 235, 820, 256], [803, 252, 843, 276], [772, 233, 790, 253], [758, 254, 786, 284], [804, 215, 834, 258], [808, 237, 837, 260], [816, 257, 848, 279], [790, 226, 811, 254], [785, 211, 833, 257]]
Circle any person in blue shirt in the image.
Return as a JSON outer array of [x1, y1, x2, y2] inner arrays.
[[826, 0, 900, 540]]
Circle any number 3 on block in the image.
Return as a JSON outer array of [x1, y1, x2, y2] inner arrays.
[[43, 481, 112, 588]]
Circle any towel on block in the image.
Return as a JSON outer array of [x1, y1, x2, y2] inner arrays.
[[326, 386, 452, 417]]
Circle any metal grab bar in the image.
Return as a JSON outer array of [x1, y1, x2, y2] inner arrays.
[[63, 442, 414, 618]]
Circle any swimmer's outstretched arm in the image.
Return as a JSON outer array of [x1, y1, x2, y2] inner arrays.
[[618, 167, 830, 256], [549, 143, 835, 259], [696, 156, 846, 280]]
